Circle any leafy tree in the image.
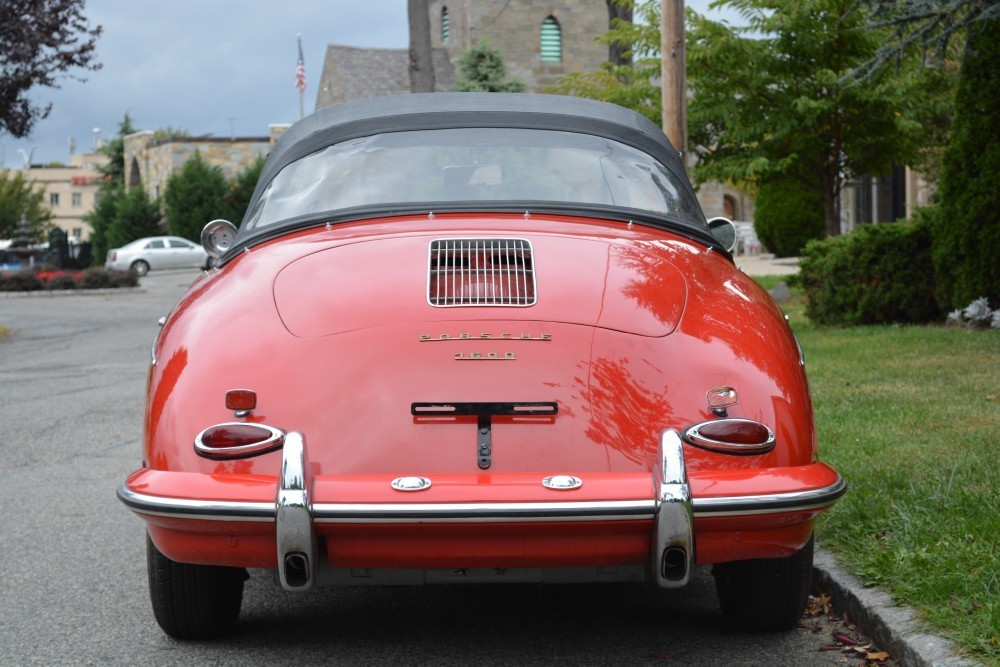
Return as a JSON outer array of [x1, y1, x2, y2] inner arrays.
[[551, 1, 954, 239], [931, 20, 1000, 310], [86, 114, 137, 262], [547, 1, 662, 124], [106, 186, 161, 250], [163, 152, 228, 241], [222, 155, 265, 225], [686, 0, 954, 236], [0, 0, 102, 137], [753, 175, 825, 257], [84, 182, 120, 263], [0, 169, 52, 239], [453, 39, 526, 93], [855, 0, 998, 75]]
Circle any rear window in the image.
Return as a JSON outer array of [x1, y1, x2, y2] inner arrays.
[[245, 128, 704, 230]]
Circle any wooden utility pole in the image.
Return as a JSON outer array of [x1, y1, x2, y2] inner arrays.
[[661, 0, 687, 166]]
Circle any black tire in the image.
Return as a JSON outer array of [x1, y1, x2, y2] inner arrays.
[[712, 534, 814, 632], [146, 534, 247, 639], [131, 260, 150, 276]]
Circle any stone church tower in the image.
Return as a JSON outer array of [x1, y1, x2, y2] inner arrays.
[[428, 0, 608, 91]]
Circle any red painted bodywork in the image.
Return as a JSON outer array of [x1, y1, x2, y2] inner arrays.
[[132, 212, 835, 570]]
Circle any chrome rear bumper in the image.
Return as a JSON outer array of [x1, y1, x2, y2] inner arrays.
[[119, 430, 846, 590]]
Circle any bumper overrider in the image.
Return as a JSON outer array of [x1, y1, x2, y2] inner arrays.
[[118, 429, 846, 592]]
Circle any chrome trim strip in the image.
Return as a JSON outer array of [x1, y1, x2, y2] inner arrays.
[[691, 475, 847, 517], [116, 482, 275, 522], [117, 475, 846, 523], [150, 316, 166, 366], [311, 499, 656, 523]]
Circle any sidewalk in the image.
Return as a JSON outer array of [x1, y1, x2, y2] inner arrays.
[[735, 253, 801, 276]]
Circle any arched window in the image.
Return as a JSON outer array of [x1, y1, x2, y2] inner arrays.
[[540, 16, 561, 63], [723, 194, 737, 220], [441, 6, 450, 43], [129, 157, 141, 188]]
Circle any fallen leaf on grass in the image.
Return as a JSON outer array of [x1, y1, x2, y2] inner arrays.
[[867, 651, 891, 661]]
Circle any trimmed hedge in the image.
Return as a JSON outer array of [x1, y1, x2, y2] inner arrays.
[[0, 271, 44, 292], [753, 176, 825, 258], [799, 213, 941, 325]]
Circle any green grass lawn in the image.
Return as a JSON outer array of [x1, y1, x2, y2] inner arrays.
[[753, 275, 1000, 661]]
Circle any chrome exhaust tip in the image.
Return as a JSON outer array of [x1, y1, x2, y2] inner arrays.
[[282, 552, 313, 589]]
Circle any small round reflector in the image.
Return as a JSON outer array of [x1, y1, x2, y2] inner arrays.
[[195, 422, 285, 459], [683, 418, 775, 454]]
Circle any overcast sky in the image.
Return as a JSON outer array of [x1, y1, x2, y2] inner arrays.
[[1, 0, 728, 169]]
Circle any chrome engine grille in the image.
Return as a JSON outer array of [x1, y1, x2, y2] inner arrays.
[[428, 238, 536, 307]]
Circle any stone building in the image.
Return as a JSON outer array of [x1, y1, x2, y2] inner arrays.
[[313, 0, 749, 225], [315, 45, 454, 108], [123, 125, 289, 201], [427, 0, 608, 90], [24, 151, 109, 241]]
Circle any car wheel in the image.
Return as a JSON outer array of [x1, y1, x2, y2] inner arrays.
[[131, 260, 150, 276], [146, 534, 247, 639], [712, 534, 814, 632]]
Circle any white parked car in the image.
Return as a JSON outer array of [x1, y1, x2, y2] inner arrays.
[[105, 236, 210, 276]]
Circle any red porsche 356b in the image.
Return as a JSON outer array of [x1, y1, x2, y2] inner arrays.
[[119, 93, 844, 638]]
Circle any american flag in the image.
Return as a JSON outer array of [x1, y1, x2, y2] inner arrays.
[[295, 35, 307, 93]]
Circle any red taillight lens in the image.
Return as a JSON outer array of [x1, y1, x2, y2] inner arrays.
[[682, 418, 775, 454], [195, 422, 285, 459]]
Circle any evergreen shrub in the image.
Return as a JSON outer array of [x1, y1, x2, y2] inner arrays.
[[46, 274, 80, 290], [81, 267, 113, 289], [931, 22, 1000, 311], [799, 212, 940, 325], [753, 177, 825, 257]]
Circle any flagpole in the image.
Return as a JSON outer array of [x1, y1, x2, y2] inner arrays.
[[297, 34, 305, 120]]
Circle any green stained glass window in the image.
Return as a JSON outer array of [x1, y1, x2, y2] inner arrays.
[[540, 16, 561, 63]]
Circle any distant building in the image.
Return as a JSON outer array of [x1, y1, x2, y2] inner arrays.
[[839, 167, 933, 233], [313, 1, 747, 224], [315, 45, 455, 107], [123, 125, 289, 202], [25, 151, 109, 241]]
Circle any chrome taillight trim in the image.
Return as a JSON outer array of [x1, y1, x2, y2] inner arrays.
[[427, 238, 536, 307], [194, 422, 286, 460], [682, 418, 776, 454]]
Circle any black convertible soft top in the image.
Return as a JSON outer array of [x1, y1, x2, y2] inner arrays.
[[247, 93, 687, 221]]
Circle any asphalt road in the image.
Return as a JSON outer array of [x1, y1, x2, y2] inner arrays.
[[0, 270, 845, 666]]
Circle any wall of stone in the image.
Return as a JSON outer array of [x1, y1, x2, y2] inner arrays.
[[124, 132, 269, 201], [430, 0, 607, 91]]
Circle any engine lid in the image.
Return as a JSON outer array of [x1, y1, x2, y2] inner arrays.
[[273, 234, 686, 338]]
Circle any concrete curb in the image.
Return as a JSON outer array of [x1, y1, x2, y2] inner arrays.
[[813, 547, 982, 666], [0, 287, 145, 298]]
